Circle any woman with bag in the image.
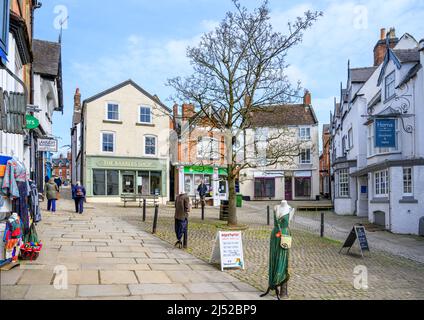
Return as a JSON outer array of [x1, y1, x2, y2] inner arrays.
[[72, 181, 86, 214], [45, 178, 59, 213], [261, 200, 295, 300]]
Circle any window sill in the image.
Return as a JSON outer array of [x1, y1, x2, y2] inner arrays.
[[399, 197, 418, 204], [136, 123, 155, 127], [370, 197, 389, 204], [103, 120, 123, 124]]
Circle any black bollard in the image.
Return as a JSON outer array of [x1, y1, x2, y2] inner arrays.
[[142, 198, 146, 222], [152, 205, 159, 234], [320, 212, 325, 237], [201, 200, 205, 221], [267, 206, 270, 226]]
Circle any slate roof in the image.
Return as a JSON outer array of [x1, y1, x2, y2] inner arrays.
[[32, 40, 61, 77], [249, 104, 318, 128], [350, 67, 378, 83], [397, 63, 422, 88], [393, 49, 420, 63]]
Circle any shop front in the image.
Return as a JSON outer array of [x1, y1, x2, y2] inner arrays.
[[176, 165, 228, 206], [85, 156, 168, 203]]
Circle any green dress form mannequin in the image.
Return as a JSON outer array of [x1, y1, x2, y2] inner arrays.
[[261, 207, 292, 299]]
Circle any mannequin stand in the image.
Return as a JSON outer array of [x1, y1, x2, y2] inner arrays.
[[260, 282, 288, 300]]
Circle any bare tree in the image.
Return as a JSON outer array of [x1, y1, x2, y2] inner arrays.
[[168, 0, 322, 226]]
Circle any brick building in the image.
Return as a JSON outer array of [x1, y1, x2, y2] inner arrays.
[[319, 124, 331, 199], [52, 152, 71, 184]]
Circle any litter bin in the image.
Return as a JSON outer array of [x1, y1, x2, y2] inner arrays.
[[236, 194, 243, 208], [220, 200, 229, 221]]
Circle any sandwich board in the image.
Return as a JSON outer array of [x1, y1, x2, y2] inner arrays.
[[210, 231, 245, 271], [339, 224, 370, 258]]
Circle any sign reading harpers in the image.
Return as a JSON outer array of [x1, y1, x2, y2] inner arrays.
[[375, 119, 396, 148]]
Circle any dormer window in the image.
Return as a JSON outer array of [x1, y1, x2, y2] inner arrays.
[[385, 71, 395, 100]]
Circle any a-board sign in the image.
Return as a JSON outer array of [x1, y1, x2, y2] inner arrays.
[[210, 231, 245, 271], [340, 225, 370, 257]]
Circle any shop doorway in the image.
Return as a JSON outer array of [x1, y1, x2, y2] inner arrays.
[[122, 172, 135, 194], [285, 177, 293, 201]]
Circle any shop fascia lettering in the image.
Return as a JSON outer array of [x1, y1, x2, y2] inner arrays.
[[96, 159, 158, 168]]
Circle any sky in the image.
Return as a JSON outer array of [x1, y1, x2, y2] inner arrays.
[[33, 0, 424, 155]]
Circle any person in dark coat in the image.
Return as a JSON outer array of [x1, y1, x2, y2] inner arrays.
[[45, 178, 59, 212], [174, 192, 191, 249], [72, 181, 86, 214], [54, 176, 62, 191], [197, 180, 208, 207]]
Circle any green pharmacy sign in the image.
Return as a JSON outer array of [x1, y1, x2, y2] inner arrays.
[[26, 115, 40, 130]]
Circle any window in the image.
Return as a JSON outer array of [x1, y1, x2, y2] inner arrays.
[[338, 169, 350, 197], [145, 136, 156, 155], [0, 0, 9, 60], [375, 170, 389, 197], [403, 168, 413, 196], [367, 121, 400, 156], [299, 127, 311, 141], [300, 148, 311, 164], [139, 106, 152, 124], [348, 128, 353, 150], [197, 137, 220, 160], [385, 71, 396, 100], [254, 178, 275, 198], [102, 132, 115, 153], [150, 171, 162, 196], [93, 170, 119, 196], [295, 177, 311, 198], [106, 103, 119, 121]]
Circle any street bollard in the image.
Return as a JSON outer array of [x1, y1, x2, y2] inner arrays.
[[320, 212, 325, 238], [267, 206, 270, 226], [142, 199, 146, 222], [201, 200, 205, 221], [152, 205, 159, 234]]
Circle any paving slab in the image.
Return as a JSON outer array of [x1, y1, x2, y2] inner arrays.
[[78, 285, 131, 297], [100, 270, 138, 284], [149, 264, 192, 271], [141, 294, 186, 300], [129, 283, 189, 295], [25, 285, 77, 300], [136, 271, 172, 284], [18, 270, 54, 285], [184, 282, 238, 294], [0, 285, 30, 300], [184, 293, 228, 300], [68, 270, 99, 285], [0, 268, 23, 285]]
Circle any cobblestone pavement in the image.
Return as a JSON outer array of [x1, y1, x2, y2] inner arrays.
[[219, 200, 424, 264], [0, 192, 269, 300], [121, 203, 424, 300]]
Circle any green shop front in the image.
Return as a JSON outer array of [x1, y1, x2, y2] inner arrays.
[[85, 156, 168, 202], [176, 165, 228, 206]]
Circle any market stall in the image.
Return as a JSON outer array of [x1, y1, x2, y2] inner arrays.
[[0, 154, 42, 270]]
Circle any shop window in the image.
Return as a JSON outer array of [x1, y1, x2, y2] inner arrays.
[[218, 176, 228, 195], [254, 178, 275, 198], [403, 167, 413, 196], [93, 169, 106, 196], [138, 171, 150, 195], [107, 170, 119, 196], [295, 177, 311, 198], [184, 174, 194, 195], [150, 171, 162, 196]]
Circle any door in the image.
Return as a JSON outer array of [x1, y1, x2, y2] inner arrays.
[[285, 177, 293, 201], [122, 173, 135, 194]]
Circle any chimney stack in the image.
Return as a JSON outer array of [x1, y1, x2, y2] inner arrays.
[[74, 88, 81, 111], [182, 103, 195, 120], [374, 27, 399, 66], [304, 90, 312, 106]]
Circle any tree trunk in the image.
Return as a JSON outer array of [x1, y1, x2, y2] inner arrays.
[[227, 170, 238, 226]]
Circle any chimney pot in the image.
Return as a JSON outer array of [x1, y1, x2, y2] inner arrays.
[[304, 90, 312, 106]]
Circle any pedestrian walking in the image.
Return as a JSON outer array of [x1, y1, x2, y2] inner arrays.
[[72, 181, 86, 214], [197, 180, 208, 205], [45, 178, 59, 213], [174, 192, 190, 249], [54, 176, 62, 191]]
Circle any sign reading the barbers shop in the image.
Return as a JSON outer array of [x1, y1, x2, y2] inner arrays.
[[375, 119, 396, 148], [37, 139, 58, 152]]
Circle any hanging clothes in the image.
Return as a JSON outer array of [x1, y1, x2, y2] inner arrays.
[[268, 212, 291, 290], [1, 158, 28, 199], [14, 181, 30, 234], [3, 214, 23, 262], [29, 181, 41, 223]]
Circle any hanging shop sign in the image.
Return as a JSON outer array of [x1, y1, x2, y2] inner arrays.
[[26, 115, 39, 130], [210, 231, 245, 271], [375, 119, 396, 148], [37, 139, 58, 152]]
